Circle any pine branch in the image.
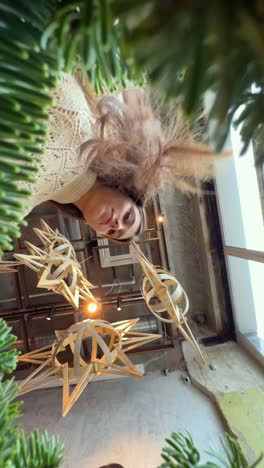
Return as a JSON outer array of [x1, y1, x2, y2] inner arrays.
[[0, 318, 64, 467]]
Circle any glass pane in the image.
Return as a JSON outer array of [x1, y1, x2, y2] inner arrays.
[[252, 126, 264, 222], [29, 312, 74, 348], [226, 256, 264, 339], [214, 115, 264, 252], [0, 271, 18, 311]]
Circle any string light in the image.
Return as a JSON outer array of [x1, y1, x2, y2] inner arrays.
[[117, 297, 122, 312], [46, 306, 55, 321], [157, 213, 165, 223], [87, 302, 98, 314]]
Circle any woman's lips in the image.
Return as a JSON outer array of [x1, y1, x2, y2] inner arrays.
[[100, 209, 113, 225]]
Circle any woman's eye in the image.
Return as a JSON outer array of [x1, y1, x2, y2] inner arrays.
[[107, 229, 115, 236], [123, 210, 131, 222]]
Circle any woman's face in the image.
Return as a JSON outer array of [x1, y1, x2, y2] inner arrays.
[[75, 182, 141, 240]]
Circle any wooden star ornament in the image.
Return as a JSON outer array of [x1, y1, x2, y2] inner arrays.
[[14, 219, 98, 310], [18, 318, 161, 416]]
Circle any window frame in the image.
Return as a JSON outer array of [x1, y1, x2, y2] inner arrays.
[[205, 93, 264, 367]]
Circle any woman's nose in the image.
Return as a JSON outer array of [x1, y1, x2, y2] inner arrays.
[[110, 217, 121, 230]]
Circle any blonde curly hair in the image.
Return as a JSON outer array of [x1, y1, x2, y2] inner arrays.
[[78, 77, 215, 205]]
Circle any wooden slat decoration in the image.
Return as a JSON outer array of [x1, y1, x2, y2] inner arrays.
[[132, 241, 207, 365], [0, 261, 20, 273], [14, 219, 98, 310], [17, 318, 161, 417]]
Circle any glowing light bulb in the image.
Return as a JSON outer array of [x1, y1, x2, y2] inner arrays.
[[117, 297, 122, 312], [87, 302, 98, 314], [157, 214, 165, 223], [46, 306, 55, 321]]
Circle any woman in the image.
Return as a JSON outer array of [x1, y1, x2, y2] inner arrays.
[[21, 73, 214, 241]]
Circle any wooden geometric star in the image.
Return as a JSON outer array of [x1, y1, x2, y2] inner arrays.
[[14, 219, 98, 310], [0, 261, 19, 273], [18, 318, 161, 416]]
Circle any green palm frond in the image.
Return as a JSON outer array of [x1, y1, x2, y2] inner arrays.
[[41, 0, 143, 91], [160, 431, 207, 468], [207, 433, 263, 468], [113, 0, 264, 155], [13, 430, 64, 468], [160, 431, 263, 468]]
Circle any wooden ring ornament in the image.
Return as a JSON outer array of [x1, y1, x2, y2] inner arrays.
[[132, 241, 207, 365], [141, 266, 189, 324]]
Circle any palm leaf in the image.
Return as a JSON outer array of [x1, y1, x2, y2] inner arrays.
[[160, 431, 263, 468], [113, 0, 264, 156]]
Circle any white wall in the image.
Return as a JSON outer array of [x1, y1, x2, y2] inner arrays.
[[20, 370, 225, 468]]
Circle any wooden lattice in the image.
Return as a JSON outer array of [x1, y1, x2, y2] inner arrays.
[[18, 318, 160, 416]]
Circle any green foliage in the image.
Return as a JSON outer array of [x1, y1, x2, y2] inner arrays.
[[0, 0, 60, 255], [159, 431, 263, 468], [12, 429, 64, 468], [41, 0, 143, 92], [0, 0, 139, 256], [0, 318, 19, 374], [2, 0, 264, 254], [113, 0, 264, 154], [160, 432, 202, 467], [0, 318, 64, 467]]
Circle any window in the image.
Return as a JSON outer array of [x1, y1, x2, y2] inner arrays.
[[97, 237, 138, 268], [212, 104, 264, 363]]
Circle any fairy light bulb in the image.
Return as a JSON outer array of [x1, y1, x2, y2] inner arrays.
[[46, 306, 55, 321], [157, 214, 165, 223], [87, 302, 98, 314], [117, 297, 122, 312]]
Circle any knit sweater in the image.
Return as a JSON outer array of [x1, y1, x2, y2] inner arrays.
[[21, 73, 96, 217]]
